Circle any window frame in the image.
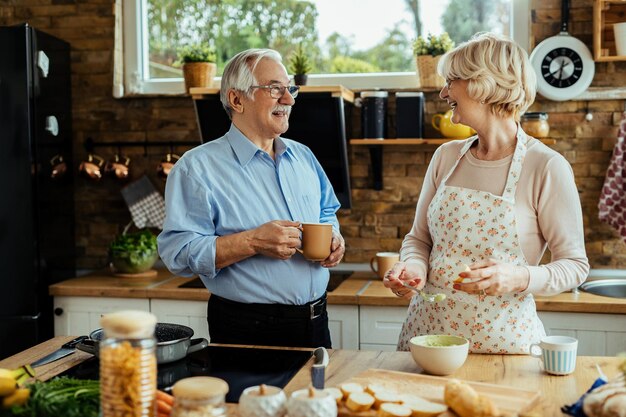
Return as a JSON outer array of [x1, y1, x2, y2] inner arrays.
[[121, 0, 530, 96]]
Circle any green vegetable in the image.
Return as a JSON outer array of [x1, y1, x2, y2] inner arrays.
[[109, 229, 158, 272], [1, 377, 99, 417]]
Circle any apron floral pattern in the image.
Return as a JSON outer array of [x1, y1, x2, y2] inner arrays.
[[397, 129, 545, 354]]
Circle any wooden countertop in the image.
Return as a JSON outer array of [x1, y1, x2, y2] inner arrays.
[[49, 270, 626, 314], [2, 337, 624, 416]]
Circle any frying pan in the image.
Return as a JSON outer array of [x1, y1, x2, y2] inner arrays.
[[529, 0, 595, 101], [76, 322, 209, 364]]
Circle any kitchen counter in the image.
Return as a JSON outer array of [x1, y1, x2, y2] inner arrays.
[[49, 270, 626, 313], [1, 336, 624, 416]]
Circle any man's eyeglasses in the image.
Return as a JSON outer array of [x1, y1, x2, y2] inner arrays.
[[250, 84, 299, 99]]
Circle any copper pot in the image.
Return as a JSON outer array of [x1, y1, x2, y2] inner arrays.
[[50, 154, 67, 180], [157, 153, 180, 180], [105, 154, 131, 180], [78, 154, 105, 181]]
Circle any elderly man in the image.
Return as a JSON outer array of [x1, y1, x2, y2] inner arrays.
[[158, 48, 344, 348]]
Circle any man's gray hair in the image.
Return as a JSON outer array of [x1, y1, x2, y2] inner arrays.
[[220, 48, 283, 119]]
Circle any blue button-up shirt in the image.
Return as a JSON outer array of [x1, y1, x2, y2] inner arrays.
[[158, 124, 341, 305]]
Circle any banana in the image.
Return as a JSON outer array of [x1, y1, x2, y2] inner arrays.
[[0, 377, 16, 397], [2, 388, 30, 409]]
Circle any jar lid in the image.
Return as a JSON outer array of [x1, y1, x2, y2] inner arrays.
[[395, 92, 424, 98], [360, 91, 388, 98], [173, 377, 229, 400], [100, 310, 157, 338], [521, 112, 548, 121]]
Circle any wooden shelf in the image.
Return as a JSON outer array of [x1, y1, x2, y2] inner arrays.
[[350, 138, 557, 145], [190, 85, 355, 103], [593, 0, 626, 61]]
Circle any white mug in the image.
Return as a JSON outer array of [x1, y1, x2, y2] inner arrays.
[[530, 335, 578, 375]]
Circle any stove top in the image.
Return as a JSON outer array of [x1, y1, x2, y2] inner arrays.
[[60, 345, 313, 402]]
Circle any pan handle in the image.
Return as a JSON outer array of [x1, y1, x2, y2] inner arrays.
[[76, 339, 98, 356], [561, 0, 569, 33], [186, 338, 209, 354]]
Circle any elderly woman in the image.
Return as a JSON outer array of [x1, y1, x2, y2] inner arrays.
[[383, 33, 589, 354]]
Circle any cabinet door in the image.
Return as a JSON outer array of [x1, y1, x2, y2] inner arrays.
[[538, 311, 626, 356], [359, 306, 407, 351], [150, 299, 209, 341], [53, 296, 150, 336], [327, 305, 359, 350]]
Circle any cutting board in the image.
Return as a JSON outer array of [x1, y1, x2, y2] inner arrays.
[[336, 369, 541, 417]]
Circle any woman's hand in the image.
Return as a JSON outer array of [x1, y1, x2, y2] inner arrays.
[[454, 259, 530, 296], [383, 262, 425, 299]]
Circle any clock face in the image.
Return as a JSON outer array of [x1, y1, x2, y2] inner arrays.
[[540, 47, 583, 88]]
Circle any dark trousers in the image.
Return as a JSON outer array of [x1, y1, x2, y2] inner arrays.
[[207, 294, 332, 348]]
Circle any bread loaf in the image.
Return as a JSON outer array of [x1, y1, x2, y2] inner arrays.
[[444, 379, 500, 417], [583, 375, 626, 417]]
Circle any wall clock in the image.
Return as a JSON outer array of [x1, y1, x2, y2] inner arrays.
[[529, 0, 595, 101]]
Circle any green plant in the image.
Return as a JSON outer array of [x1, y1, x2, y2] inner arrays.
[[413, 33, 455, 56], [109, 229, 158, 273], [175, 43, 217, 66], [288, 44, 312, 75]]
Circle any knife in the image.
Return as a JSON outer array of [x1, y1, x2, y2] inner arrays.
[[311, 347, 329, 389], [31, 336, 88, 367]]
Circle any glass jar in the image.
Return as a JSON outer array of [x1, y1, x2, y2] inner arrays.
[[521, 112, 550, 138], [100, 310, 157, 417], [172, 377, 229, 417]]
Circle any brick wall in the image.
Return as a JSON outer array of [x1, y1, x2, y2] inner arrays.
[[1, 0, 625, 269]]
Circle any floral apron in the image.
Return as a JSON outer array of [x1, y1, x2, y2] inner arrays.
[[397, 130, 545, 354]]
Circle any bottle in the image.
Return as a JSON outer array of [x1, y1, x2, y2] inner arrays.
[[99, 310, 157, 417], [171, 376, 229, 417], [521, 112, 550, 138]]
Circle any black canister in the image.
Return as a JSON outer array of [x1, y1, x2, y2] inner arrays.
[[395, 92, 424, 139], [361, 91, 388, 139]]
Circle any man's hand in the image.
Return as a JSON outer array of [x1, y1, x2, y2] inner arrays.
[[251, 220, 302, 260], [383, 262, 424, 299], [320, 230, 345, 268]]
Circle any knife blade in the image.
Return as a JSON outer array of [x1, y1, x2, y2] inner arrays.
[[311, 347, 329, 389], [31, 335, 88, 367]]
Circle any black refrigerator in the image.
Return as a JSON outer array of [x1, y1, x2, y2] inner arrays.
[[0, 24, 75, 358]]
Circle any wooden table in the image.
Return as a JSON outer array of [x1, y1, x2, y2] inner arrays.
[[1, 337, 623, 416]]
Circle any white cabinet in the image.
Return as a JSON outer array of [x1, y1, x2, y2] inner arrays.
[[54, 296, 150, 336], [150, 299, 210, 341], [327, 305, 359, 349], [359, 306, 407, 351], [538, 311, 626, 356]]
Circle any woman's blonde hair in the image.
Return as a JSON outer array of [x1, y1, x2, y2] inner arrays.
[[437, 32, 536, 121]]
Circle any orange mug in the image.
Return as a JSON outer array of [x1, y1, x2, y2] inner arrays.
[[105, 154, 131, 180], [78, 153, 105, 181]]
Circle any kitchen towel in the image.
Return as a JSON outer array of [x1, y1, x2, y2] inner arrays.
[[598, 112, 626, 242], [121, 175, 165, 229]]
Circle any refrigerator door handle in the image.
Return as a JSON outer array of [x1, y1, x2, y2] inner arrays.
[[0, 313, 41, 321]]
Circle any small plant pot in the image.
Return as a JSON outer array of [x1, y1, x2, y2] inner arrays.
[[182, 62, 217, 93], [415, 55, 445, 88], [294, 74, 308, 86]]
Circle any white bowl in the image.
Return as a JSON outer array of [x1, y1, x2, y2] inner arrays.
[[409, 335, 469, 376]]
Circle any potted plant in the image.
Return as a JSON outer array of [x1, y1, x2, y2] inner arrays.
[[176, 43, 217, 93], [109, 228, 159, 275], [413, 33, 455, 88], [288, 43, 312, 86]]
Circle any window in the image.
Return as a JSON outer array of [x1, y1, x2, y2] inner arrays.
[[121, 0, 530, 95]]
